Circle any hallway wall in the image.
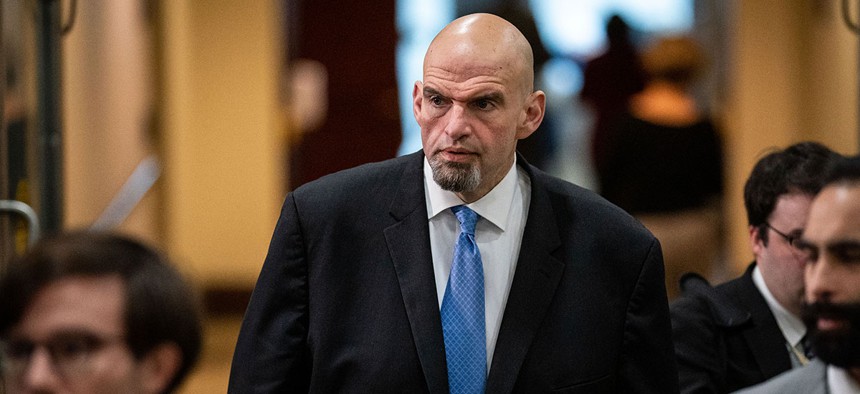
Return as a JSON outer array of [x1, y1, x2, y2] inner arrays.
[[722, 0, 859, 274]]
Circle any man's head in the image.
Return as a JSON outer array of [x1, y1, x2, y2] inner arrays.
[[413, 13, 546, 203], [743, 142, 842, 316], [0, 232, 202, 394], [799, 155, 860, 370]]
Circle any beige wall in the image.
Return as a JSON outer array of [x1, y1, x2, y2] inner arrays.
[[723, 0, 859, 274], [158, 0, 286, 287], [62, 0, 159, 242], [62, 1, 285, 288]]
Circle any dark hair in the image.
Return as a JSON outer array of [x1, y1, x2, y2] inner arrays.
[[744, 141, 842, 245], [0, 231, 202, 393], [824, 154, 860, 186]]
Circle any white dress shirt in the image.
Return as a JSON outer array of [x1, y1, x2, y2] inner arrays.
[[424, 157, 531, 371]]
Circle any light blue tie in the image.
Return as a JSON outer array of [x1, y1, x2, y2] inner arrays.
[[441, 205, 486, 394]]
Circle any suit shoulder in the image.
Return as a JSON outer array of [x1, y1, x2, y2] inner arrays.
[[672, 274, 751, 328], [535, 171, 654, 239], [291, 154, 415, 202]]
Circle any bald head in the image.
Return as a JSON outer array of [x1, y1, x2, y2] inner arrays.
[[425, 13, 535, 95]]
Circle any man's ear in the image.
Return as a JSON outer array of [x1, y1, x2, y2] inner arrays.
[[516, 90, 545, 140], [412, 81, 424, 124], [749, 225, 764, 257], [139, 343, 183, 394]]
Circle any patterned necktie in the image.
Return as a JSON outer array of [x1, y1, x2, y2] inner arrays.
[[441, 205, 486, 394]]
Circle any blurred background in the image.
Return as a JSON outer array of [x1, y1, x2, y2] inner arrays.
[[1, 0, 858, 391]]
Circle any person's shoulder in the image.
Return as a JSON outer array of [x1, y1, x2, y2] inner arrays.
[[733, 360, 827, 394], [293, 153, 418, 196], [531, 167, 636, 221], [671, 271, 751, 328], [528, 166, 654, 242]]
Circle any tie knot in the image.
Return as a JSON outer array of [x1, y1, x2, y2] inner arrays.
[[801, 334, 815, 359], [451, 205, 478, 235]]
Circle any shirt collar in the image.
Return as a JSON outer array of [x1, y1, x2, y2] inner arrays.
[[424, 157, 518, 232], [752, 265, 807, 347]]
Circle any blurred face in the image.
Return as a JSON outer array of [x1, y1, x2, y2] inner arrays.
[[1, 276, 159, 394], [413, 15, 544, 203], [799, 184, 860, 369], [750, 192, 814, 316]]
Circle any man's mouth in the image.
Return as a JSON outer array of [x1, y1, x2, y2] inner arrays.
[[817, 316, 849, 332], [439, 148, 476, 162]]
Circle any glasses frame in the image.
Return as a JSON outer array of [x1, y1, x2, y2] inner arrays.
[[764, 222, 802, 249], [1, 333, 127, 381]]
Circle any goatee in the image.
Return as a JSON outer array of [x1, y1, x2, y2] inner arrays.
[[429, 155, 481, 193]]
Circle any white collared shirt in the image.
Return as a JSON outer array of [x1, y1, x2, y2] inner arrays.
[[424, 157, 531, 371], [828, 365, 860, 394], [752, 266, 808, 367]]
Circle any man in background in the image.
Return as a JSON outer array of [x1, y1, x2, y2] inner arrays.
[[671, 142, 841, 393], [0, 232, 202, 394], [736, 154, 860, 393]]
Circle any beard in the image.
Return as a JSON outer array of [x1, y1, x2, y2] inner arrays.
[[429, 154, 481, 193], [801, 301, 860, 368]]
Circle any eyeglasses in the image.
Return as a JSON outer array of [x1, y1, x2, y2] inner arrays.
[[1, 332, 126, 380], [764, 222, 802, 249]]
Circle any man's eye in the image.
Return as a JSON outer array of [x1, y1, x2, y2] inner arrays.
[[429, 96, 444, 106], [475, 99, 491, 110], [51, 337, 98, 360], [4, 341, 34, 359], [834, 246, 860, 264]]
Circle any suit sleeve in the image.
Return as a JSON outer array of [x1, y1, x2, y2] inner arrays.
[[228, 194, 311, 393], [671, 294, 725, 394], [619, 239, 681, 393]]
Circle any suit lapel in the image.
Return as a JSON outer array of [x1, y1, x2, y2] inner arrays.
[[735, 266, 794, 378], [486, 164, 565, 393], [384, 153, 449, 394]]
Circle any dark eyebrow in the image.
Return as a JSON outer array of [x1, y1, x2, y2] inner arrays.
[[473, 92, 505, 105], [422, 87, 504, 105], [827, 240, 860, 253], [423, 87, 444, 97]]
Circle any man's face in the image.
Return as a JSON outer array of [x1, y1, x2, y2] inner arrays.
[[413, 38, 541, 203], [751, 192, 814, 316], [2, 276, 152, 394], [799, 184, 860, 368]]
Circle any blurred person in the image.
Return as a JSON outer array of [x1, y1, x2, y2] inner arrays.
[[229, 13, 678, 393], [599, 35, 725, 299], [671, 142, 842, 393], [0, 231, 203, 394], [580, 13, 646, 181], [735, 154, 860, 393], [288, 1, 402, 189]]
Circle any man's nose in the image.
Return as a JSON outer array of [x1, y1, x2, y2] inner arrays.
[[444, 105, 472, 140], [20, 347, 62, 391], [805, 256, 836, 303]]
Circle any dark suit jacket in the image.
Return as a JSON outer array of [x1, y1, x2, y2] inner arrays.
[[228, 152, 678, 393], [671, 263, 793, 394]]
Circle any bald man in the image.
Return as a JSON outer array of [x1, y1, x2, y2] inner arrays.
[[229, 13, 678, 393]]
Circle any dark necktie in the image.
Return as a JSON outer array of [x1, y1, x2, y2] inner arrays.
[[802, 334, 815, 360], [440, 205, 486, 394]]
